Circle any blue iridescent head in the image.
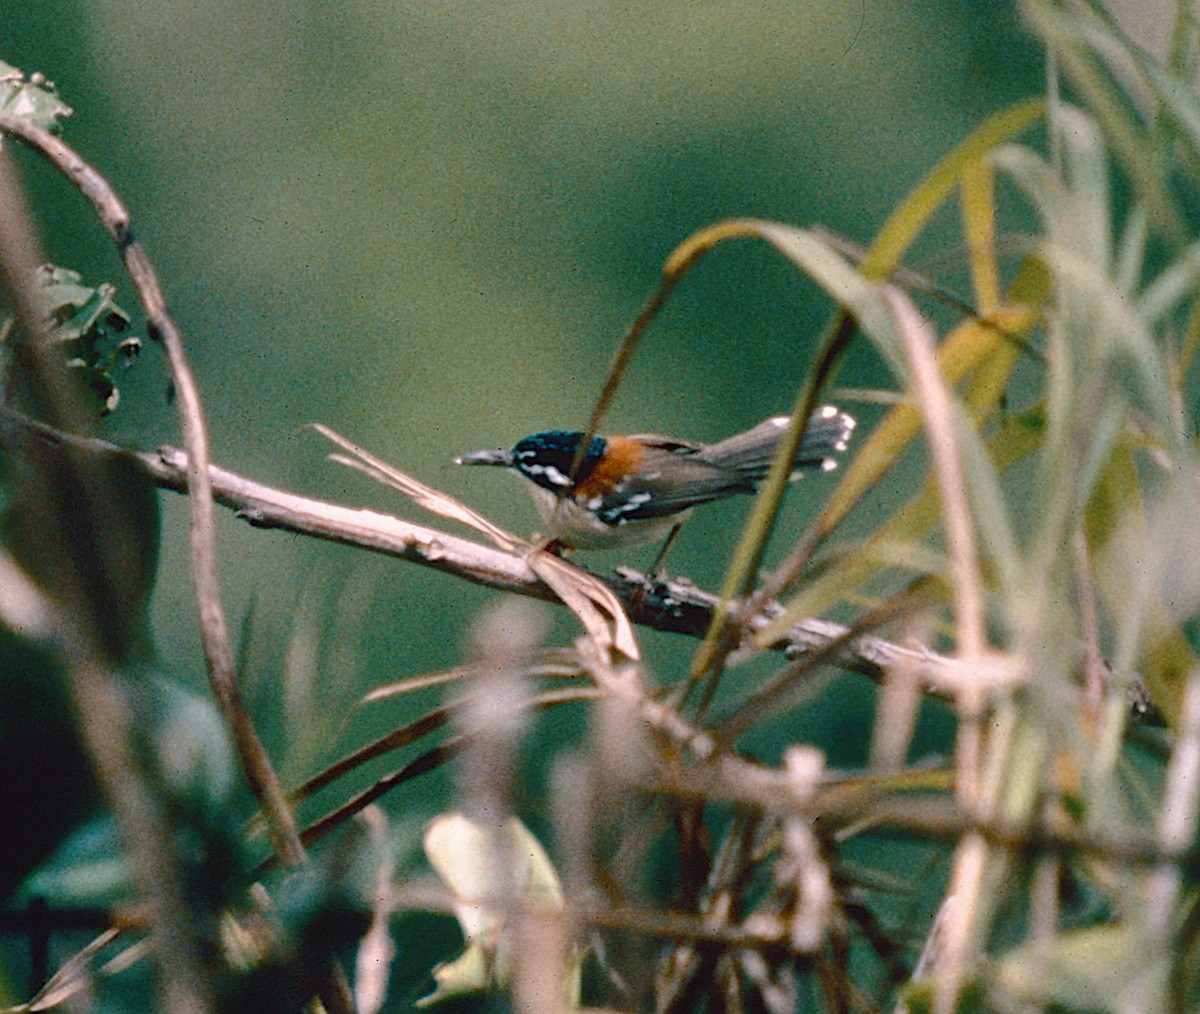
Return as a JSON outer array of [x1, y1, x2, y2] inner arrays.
[[509, 431, 606, 493]]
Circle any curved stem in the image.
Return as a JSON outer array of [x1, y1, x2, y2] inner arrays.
[[0, 113, 305, 868]]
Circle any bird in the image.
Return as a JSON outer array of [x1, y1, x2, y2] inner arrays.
[[454, 407, 856, 553]]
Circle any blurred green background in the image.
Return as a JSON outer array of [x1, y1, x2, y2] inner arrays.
[[6, 2, 1044, 818]]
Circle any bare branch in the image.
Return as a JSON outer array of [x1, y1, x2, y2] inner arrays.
[[4, 410, 992, 697]]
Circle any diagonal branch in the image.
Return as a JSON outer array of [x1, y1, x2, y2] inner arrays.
[[4, 410, 983, 697]]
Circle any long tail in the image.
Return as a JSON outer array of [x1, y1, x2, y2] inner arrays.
[[698, 407, 855, 481]]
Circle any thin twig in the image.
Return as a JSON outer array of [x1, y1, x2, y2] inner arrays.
[[0, 111, 307, 871], [0, 113, 357, 1014]]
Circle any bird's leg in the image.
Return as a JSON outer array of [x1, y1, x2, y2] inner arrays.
[[532, 535, 571, 557], [626, 526, 681, 613], [647, 522, 683, 580]]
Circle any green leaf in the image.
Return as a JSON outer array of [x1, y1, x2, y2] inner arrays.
[[20, 818, 131, 908], [19, 677, 243, 907], [2, 435, 161, 664], [0, 62, 73, 134], [30, 264, 142, 415]]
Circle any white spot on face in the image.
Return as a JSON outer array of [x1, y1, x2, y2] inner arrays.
[[521, 461, 572, 487], [586, 496, 602, 510], [819, 404, 838, 419], [821, 458, 838, 471]]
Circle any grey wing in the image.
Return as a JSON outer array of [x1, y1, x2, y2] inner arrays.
[[592, 447, 754, 525]]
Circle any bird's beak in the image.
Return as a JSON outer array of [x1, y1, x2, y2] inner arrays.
[[454, 448, 513, 467]]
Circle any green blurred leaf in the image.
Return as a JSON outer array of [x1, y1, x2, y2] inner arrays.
[[1141, 49, 1200, 170], [21, 817, 131, 908], [223, 813, 387, 1012], [1137, 237, 1200, 327], [141, 677, 238, 809], [989, 106, 1179, 614], [2, 432, 161, 664], [1020, 0, 1180, 236], [271, 845, 375, 960], [992, 924, 1167, 1012], [19, 676, 244, 906]]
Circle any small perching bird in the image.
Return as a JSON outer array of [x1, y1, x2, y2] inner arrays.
[[455, 407, 855, 552]]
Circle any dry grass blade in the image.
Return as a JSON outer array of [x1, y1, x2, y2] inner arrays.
[[527, 549, 640, 661], [883, 285, 990, 1014], [354, 806, 395, 1014], [8, 928, 141, 1013], [882, 287, 985, 663], [315, 424, 640, 660], [291, 687, 601, 850], [359, 665, 492, 704], [360, 649, 584, 705], [314, 423, 523, 552]]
